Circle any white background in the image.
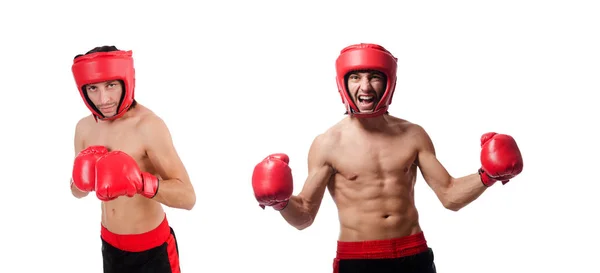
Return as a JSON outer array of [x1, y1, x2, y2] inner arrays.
[[1, 0, 598, 272]]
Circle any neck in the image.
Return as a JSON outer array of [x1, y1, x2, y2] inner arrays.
[[350, 114, 389, 131]]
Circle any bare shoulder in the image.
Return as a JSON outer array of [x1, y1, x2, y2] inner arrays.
[[134, 106, 177, 155], [307, 123, 341, 168], [406, 121, 429, 138], [134, 106, 169, 135], [74, 115, 95, 138], [315, 122, 343, 151], [398, 119, 435, 153], [386, 115, 428, 137], [75, 115, 94, 130]]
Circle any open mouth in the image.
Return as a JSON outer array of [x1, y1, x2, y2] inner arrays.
[[357, 95, 375, 111]]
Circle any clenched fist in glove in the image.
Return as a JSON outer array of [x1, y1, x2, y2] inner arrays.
[[479, 132, 524, 187], [252, 153, 293, 211], [95, 151, 160, 201], [72, 145, 109, 192]]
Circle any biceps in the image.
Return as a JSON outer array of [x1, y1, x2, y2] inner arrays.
[[74, 126, 84, 156], [298, 165, 334, 204], [418, 152, 451, 189], [148, 145, 189, 182]]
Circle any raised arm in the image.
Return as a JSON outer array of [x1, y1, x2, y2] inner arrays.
[[139, 115, 196, 210], [251, 134, 336, 230], [415, 126, 524, 211], [280, 134, 335, 230], [70, 118, 90, 199], [415, 125, 487, 211]]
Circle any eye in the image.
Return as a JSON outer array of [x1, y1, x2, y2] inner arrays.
[[86, 86, 97, 92], [370, 74, 385, 82]]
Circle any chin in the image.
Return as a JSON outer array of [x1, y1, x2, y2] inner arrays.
[[101, 112, 116, 118], [356, 108, 375, 113]]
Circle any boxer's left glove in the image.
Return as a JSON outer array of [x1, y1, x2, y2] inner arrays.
[[94, 151, 159, 201], [72, 145, 109, 192], [252, 153, 294, 211], [479, 132, 524, 187]]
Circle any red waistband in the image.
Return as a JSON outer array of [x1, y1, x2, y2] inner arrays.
[[335, 232, 429, 260], [101, 215, 171, 252]]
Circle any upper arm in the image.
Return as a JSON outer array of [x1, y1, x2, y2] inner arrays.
[[414, 125, 453, 195], [71, 118, 87, 190], [73, 118, 86, 156], [297, 134, 336, 206], [140, 116, 192, 188]]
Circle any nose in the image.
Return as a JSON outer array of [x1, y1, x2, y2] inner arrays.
[[359, 77, 373, 92], [98, 88, 111, 104]]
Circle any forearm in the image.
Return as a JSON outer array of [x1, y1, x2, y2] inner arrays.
[[444, 173, 487, 211], [70, 180, 89, 199], [280, 195, 315, 230], [152, 179, 196, 210]]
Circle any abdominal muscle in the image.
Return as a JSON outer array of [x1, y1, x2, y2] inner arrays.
[[333, 175, 422, 242], [101, 195, 165, 235]]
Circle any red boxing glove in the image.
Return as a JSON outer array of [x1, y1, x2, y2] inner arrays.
[[479, 132, 524, 187], [72, 146, 109, 192], [252, 153, 294, 211], [94, 151, 160, 201]]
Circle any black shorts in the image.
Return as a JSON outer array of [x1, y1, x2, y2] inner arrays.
[[334, 232, 436, 273], [100, 215, 181, 273], [335, 248, 436, 273]]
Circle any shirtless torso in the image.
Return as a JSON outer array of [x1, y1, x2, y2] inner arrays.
[[266, 110, 507, 244], [325, 115, 422, 241], [71, 104, 180, 234], [250, 112, 447, 243]]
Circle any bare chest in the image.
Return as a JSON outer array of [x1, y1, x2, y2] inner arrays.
[[332, 133, 418, 181], [83, 123, 146, 162]]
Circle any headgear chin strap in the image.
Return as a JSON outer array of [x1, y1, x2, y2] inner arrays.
[[72, 50, 135, 121], [335, 43, 398, 118]]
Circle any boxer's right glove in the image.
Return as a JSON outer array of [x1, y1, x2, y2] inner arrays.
[[479, 132, 524, 187], [95, 151, 160, 201], [72, 145, 109, 192], [252, 153, 294, 211]]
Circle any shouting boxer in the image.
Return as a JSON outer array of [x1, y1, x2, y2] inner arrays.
[[69, 46, 196, 273], [252, 43, 524, 273]]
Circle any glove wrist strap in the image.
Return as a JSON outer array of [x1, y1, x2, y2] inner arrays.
[[141, 172, 160, 198], [479, 168, 496, 187], [273, 200, 290, 211]]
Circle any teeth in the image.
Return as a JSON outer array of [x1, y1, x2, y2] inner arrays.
[[359, 96, 373, 100]]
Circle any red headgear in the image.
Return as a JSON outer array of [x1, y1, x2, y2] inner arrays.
[[335, 43, 398, 118], [71, 50, 135, 121]]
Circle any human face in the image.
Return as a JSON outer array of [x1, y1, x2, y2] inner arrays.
[[346, 70, 386, 112], [84, 80, 123, 117]]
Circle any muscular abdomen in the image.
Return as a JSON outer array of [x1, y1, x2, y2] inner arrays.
[[332, 169, 422, 242], [325, 117, 426, 242]]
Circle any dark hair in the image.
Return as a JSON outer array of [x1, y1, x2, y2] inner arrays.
[[74, 45, 137, 114], [74, 45, 120, 60]]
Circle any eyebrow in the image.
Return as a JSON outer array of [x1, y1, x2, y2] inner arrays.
[[350, 70, 384, 75]]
